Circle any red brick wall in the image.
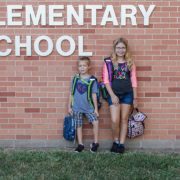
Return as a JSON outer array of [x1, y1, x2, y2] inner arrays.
[[0, 1, 180, 145]]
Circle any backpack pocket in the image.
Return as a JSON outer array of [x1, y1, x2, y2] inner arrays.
[[63, 115, 76, 141], [99, 82, 109, 100]]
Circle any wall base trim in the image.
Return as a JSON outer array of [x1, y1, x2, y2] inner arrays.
[[0, 139, 180, 151]]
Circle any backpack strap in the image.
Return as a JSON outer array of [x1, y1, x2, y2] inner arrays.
[[71, 74, 96, 108], [104, 57, 113, 83], [72, 74, 79, 95], [71, 74, 80, 106], [88, 76, 97, 108]]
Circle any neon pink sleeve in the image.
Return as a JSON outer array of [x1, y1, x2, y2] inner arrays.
[[102, 63, 110, 84], [131, 64, 137, 87]]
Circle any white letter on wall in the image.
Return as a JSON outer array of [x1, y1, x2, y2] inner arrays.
[[78, 36, 92, 56], [86, 5, 102, 25], [101, 5, 118, 26], [49, 5, 64, 25], [7, 5, 23, 26], [15, 36, 32, 56], [34, 36, 53, 56], [26, 5, 46, 25], [121, 5, 137, 26], [139, 5, 156, 26], [67, 5, 84, 25], [0, 36, 12, 56], [56, 36, 75, 56]]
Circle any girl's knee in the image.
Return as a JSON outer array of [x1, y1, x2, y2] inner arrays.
[[112, 118, 120, 124], [121, 118, 128, 124]]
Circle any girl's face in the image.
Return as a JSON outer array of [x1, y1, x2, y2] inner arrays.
[[78, 60, 89, 75], [115, 42, 126, 58]]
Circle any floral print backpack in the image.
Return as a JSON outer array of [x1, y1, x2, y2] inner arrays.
[[128, 108, 147, 138]]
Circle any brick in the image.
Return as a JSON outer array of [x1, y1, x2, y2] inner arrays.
[[16, 93, 31, 97], [10, 119, 24, 124], [16, 124, 32, 129], [168, 88, 180, 92], [40, 98, 55, 102], [0, 98, 7, 102], [0, 136, 15, 140], [24, 66, 39, 71], [47, 135, 60, 140], [145, 93, 160, 97], [25, 108, 40, 113], [137, 66, 152, 71], [32, 114, 47, 119], [8, 77, 23, 81], [56, 77, 71, 81], [24, 77, 39, 81], [41, 108, 56, 113], [0, 114, 15, 118], [31, 135, 47, 139], [0, 82, 15, 87], [16, 135, 31, 140], [138, 77, 151, 81], [33, 124, 49, 129], [168, 130, 180, 135], [24, 56, 40, 60], [1, 124, 16, 129], [32, 82, 47, 86]]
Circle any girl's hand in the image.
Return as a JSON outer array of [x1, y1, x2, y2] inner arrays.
[[111, 94, 119, 105], [133, 98, 138, 108]]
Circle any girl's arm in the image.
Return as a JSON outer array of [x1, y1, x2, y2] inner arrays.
[[133, 87, 138, 108], [131, 64, 137, 89], [105, 83, 116, 97], [131, 64, 138, 107]]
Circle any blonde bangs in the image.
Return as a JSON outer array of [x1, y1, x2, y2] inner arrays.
[[111, 38, 133, 71]]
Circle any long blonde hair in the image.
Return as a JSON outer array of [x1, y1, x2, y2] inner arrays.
[[111, 37, 133, 70]]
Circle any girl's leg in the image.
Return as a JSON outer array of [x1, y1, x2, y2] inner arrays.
[[119, 104, 132, 144], [110, 104, 121, 141]]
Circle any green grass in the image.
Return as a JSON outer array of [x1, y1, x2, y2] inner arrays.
[[0, 150, 180, 180]]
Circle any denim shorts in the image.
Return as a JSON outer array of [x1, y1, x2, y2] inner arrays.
[[72, 111, 98, 128], [107, 91, 134, 106]]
